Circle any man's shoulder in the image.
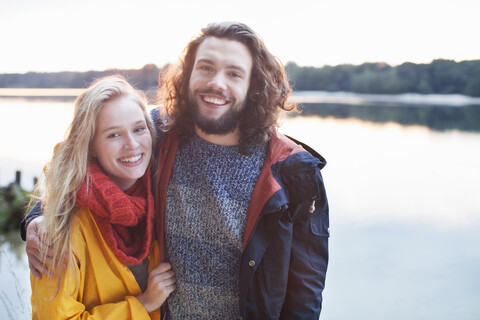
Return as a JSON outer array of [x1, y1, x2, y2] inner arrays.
[[150, 107, 164, 135], [269, 131, 326, 169], [150, 107, 178, 144], [150, 107, 161, 122], [267, 133, 326, 205]]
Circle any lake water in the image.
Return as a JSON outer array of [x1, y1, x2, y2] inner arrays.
[[1, 95, 479, 319]]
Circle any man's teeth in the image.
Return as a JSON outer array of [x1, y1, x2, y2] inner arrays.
[[120, 155, 141, 163], [203, 96, 227, 105]]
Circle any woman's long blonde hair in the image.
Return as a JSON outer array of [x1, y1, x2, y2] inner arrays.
[[30, 75, 154, 296]]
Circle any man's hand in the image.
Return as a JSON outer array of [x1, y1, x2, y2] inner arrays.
[[137, 262, 176, 313], [25, 216, 54, 279]]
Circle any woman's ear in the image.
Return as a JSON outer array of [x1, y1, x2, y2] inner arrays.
[[90, 146, 97, 159]]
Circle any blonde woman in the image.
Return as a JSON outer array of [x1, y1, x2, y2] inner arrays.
[[30, 75, 175, 319]]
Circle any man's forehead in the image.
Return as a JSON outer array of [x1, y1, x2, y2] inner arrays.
[[195, 37, 252, 65]]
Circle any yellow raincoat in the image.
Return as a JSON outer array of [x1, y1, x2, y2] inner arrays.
[[31, 208, 161, 319]]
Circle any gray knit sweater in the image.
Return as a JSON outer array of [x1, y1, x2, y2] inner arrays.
[[165, 134, 267, 319]]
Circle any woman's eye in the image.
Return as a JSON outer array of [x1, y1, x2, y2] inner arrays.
[[135, 126, 146, 133], [107, 133, 119, 138]]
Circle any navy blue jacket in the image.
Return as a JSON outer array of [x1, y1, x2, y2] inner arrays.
[[239, 131, 329, 319], [152, 115, 329, 319]]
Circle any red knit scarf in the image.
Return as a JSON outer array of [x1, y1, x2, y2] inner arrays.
[[76, 161, 154, 265]]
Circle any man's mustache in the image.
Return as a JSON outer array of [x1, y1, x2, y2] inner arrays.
[[196, 89, 230, 101]]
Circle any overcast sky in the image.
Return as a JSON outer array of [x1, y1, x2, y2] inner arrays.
[[1, 0, 479, 73]]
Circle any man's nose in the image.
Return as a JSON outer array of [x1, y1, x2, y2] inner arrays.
[[207, 72, 227, 91]]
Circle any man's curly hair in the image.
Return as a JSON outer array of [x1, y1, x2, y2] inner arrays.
[[157, 22, 296, 154]]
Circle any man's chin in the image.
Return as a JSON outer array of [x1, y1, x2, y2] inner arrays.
[[190, 98, 244, 135], [194, 121, 236, 136]]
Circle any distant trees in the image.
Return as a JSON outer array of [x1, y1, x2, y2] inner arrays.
[[1, 59, 479, 97], [0, 64, 165, 99], [285, 59, 480, 97]]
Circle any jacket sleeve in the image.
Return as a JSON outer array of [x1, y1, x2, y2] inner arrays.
[[30, 231, 155, 320], [20, 201, 42, 241], [31, 277, 151, 320], [280, 167, 329, 319]]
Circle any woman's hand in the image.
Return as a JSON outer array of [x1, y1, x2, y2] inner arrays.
[[137, 262, 176, 313], [26, 216, 54, 279]]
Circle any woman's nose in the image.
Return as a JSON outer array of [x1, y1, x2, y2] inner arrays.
[[124, 133, 139, 149]]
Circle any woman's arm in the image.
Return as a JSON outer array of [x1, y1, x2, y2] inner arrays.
[[31, 251, 175, 319], [31, 268, 153, 319]]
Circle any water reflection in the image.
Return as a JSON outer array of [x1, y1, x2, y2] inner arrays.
[[280, 117, 480, 228], [0, 232, 30, 319], [278, 116, 480, 319], [1, 98, 479, 319], [295, 102, 480, 132]]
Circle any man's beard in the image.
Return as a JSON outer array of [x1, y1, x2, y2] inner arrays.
[[188, 90, 246, 135]]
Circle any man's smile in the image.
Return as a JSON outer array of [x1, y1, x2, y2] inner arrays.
[[200, 94, 230, 107]]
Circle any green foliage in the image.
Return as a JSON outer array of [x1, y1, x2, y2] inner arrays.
[[285, 59, 480, 97], [0, 183, 29, 232], [1, 60, 480, 97], [0, 64, 168, 100]]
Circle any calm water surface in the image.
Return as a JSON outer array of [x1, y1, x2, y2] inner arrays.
[[1, 98, 479, 319]]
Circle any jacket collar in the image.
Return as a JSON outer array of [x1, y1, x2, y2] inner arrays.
[[155, 129, 323, 252], [242, 130, 309, 248]]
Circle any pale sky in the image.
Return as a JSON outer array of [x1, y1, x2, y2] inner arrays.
[[1, 0, 479, 74]]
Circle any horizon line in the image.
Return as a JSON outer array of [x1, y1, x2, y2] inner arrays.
[[1, 58, 479, 75]]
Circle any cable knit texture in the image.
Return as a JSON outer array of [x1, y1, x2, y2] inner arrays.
[[76, 161, 154, 265], [165, 134, 267, 319]]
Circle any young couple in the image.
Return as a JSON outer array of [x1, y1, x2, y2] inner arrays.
[[24, 22, 330, 319]]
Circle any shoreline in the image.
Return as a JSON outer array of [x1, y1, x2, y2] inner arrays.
[[2, 89, 480, 107]]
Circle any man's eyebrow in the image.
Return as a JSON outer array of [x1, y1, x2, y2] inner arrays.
[[196, 58, 247, 74]]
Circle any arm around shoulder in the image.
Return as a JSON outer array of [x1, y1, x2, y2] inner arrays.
[[21, 201, 42, 241]]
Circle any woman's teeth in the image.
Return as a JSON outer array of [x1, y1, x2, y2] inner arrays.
[[120, 155, 141, 163]]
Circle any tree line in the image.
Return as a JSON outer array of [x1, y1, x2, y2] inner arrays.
[[285, 59, 480, 97], [0, 64, 164, 99], [1, 59, 479, 97]]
